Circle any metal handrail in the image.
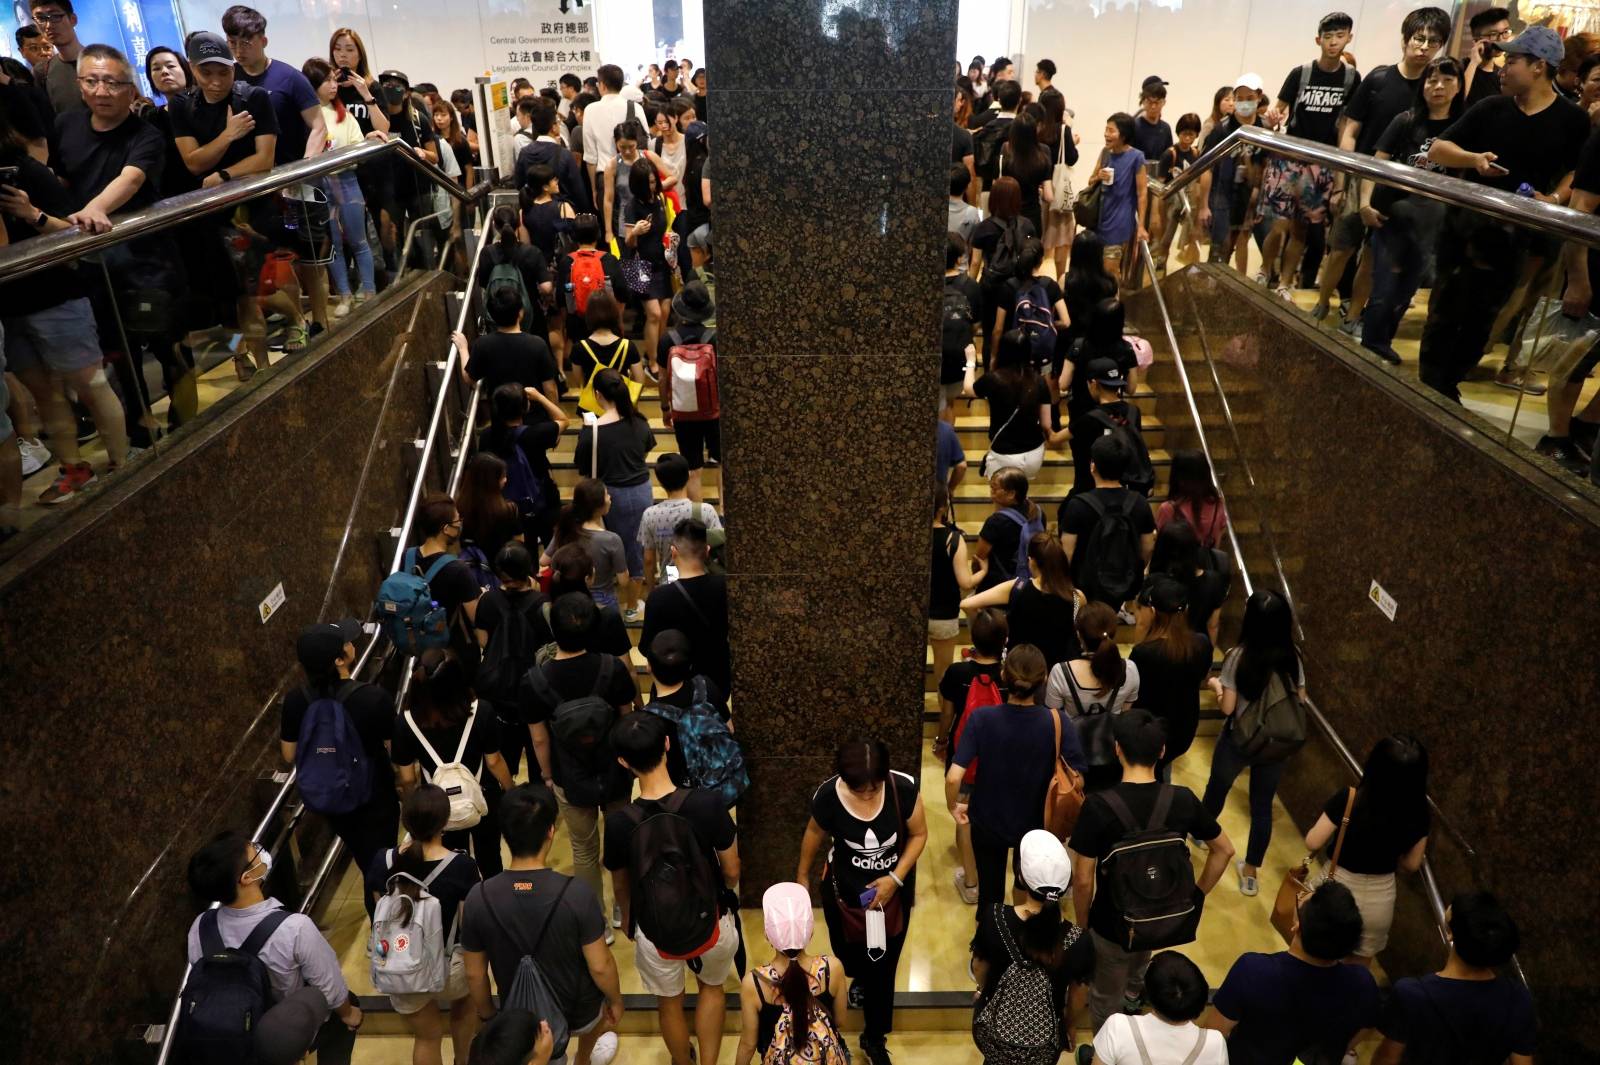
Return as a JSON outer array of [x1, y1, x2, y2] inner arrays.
[[1161, 124, 1600, 247], [1135, 241, 1525, 982], [0, 139, 468, 285]]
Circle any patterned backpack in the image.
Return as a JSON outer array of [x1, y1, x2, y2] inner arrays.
[[759, 958, 850, 1065], [972, 905, 1062, 1065]]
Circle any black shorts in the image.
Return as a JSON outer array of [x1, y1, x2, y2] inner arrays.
[[672, 418, 721, 469], [1568, 337, 1600, 385], [1330, 211, 1366, 252], [1227, 183, 1253, 229]]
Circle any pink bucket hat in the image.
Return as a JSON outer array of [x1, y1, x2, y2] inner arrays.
[[763, 882, 814, 952]]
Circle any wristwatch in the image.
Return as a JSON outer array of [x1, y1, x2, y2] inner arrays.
[[216, 168, 231, 183], [31, 210, 46, 228]]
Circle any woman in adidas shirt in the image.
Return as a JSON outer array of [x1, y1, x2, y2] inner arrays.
[[394, 651, 514, 875], [364, 784, 483, 1062], [796, 742, 928, 1065]]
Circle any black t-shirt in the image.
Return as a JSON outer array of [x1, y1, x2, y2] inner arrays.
[[1068, 781, 1220, 942], [0, 153, 83, 318], [0, 81, 53, 143], [974, 372, 1050, 454], [1062, 338, 1136, 418], [365, 848, 481, 938], [51, 111, 167, 213], [970, 215, 1038, 263], [1066, 399, 1145, 493], [1132, 115, 1173, 161], [1467, 65, 1502, 107], [1157, 144, 1199, 179], [1317, 788, 1428, 875], [571, 335, 640, 381], [412, 549, 482, 617], [144, 106, 203, 197], [939, 658, 1004, 714], [1378, 974, 1537, 1064], [279, 681, 398, 795], [1006, 580, 1081, 668], [640, 575, 731, 695], [393, 707, 502, 780], [479, 242, 552, 331], [1059, 487, 1156, 584], [623, 199, 669, 267], [1004, 146, 1052, 216], [1277, 62, 1360, 145], [522, 653, 637, 724], [1344, 63, 1420, 156], [603, 787, 736, 933], [943, 273, 982, 381], [973, 904, 1093, 1042], [1370, 111, 1453, 213], [468, 331, 558, 396], [810, 770, 920, 904], [459, 869, 607, 1027], [952, 123, 974, 164], [1001, 273, 1064, 335], [386, 104, 441, 198], [476, 586, 553, 650], [1128, 633, 1213, 762], [977, 507, 1037, 590], [166, 84, 279, 174], [338, 83, 379, 135], [574, 417, 655, 487], [1438, 93, 1588, 194]]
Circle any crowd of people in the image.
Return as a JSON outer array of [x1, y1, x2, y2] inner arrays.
[[949, 8, 1600, 482], [0, 8, 1545, 1064]]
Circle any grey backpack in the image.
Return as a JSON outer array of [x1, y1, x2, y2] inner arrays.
[[369, 851, 464, 995], [972, 905, 1061, 1065]]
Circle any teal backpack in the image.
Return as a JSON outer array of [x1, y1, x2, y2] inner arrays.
[[375, 548, 455, 654]]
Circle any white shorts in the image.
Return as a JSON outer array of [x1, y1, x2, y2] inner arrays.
[[389, 948, 468, 1014], [634, 910, 740, 997]]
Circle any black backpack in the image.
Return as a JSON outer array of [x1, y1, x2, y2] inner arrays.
[[622, 789, 722, 956], [524, 656, 623, 807], [477, 591, 547, 704], [174, 908, 292, 1065], [982, 218, 1024, 286], [1061, 667, 1122, 771], [1075, 492, 1146, 607], [973, 117, 1010, 182], [1085, 406, 1156, 496], [1096, 786, 1202, 950], [942, 285, 976, 370]]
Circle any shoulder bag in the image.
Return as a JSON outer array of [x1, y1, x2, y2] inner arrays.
[[1073, 150, 1107, 231], [1271, 786, 1354, 943], [1049, 124, 1076, 214]]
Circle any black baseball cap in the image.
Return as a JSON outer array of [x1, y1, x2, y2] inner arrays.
[[377, 68, 412, 89], [186, 30, 235, 68], [295, 618, 363, 673], [1087, 358, 1127, 389]]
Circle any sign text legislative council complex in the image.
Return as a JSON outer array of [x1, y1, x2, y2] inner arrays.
[[486, 0, 596, 90]]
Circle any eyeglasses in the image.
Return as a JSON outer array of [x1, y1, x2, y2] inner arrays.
[[1476, 28, 1514, 42], [1407, 33, 1445, 47], [78, 76, 133, 92], [31, 10, 68, 23]]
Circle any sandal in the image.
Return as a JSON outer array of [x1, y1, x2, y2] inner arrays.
[[283, 323, 308, 353], [233, 354, 257, 382]]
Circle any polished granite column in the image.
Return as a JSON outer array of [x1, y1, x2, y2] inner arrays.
[[705, 1, 956, 896]]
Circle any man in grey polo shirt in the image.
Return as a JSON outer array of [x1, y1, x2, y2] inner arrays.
[[184, 833, 363, 1064]]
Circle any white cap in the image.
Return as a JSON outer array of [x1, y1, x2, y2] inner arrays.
[[1233, 72, 1265, 93], [1018, 830, 1072, 901]]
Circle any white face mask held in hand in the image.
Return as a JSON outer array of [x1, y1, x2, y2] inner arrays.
[[865, 907, 887, 961]]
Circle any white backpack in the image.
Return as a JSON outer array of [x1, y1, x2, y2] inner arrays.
[[404, 707, 488, 830], [369, 850, 461, 995]]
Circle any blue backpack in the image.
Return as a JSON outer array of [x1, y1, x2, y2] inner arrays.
[[1012, 279, 1058, 370], [998, 505, 1045, 577], [502, 427, 547, 516], [294, 680, 373, 815], [644, 676, 749, 809], [460, 541, 501, 593], [375, 548, 456, 655]]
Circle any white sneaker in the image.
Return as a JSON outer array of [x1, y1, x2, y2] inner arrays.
[[332, 296, 352, 319], [18, 437, 50, 477], [953, 868, 978, 905], [1236, 860, 1259, 897], [604, 926, 615, 946], [611, 903, 623, 928], [589, 1030, 620, 1065], [1253, 271, 1269, 287], [1274, 285, 1295, 304]]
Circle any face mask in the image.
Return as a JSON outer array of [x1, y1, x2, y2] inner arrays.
[[244, 846, 272, 884], [1234, 99, 1258, 118]]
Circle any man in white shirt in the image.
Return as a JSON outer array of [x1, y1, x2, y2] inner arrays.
[[584, 63, 646, 205]]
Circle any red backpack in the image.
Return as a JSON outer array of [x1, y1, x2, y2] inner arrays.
[[949, 665, 1001, 784], [565, 248, 610, 316], [666, 328, 719, 421]]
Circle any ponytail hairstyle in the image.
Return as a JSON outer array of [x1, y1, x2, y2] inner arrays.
[[1144, 576, 1201, 665], [1027, 531, 1075, 601], [392, 783, 452, 881], [779, 949, 815, 1029], [1075, 601, 1127, 688], [1002, 643, 1049, 703], [593, 367, 642, 423], [1017, 897, 1066, 969], [554, 477, 608, 549], [492, 203, 520, 257]]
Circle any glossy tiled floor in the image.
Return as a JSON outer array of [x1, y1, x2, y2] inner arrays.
[[323, 732, 1342, 1062]]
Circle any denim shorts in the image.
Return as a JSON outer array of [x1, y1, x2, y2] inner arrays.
[[3, 298, 103, 374]]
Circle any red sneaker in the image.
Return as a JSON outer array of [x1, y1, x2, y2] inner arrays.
[[37, 463, 95, 504]]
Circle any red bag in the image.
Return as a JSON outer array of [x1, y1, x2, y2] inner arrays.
[[665, 329, 719, 422], [566, 248, 609, 316], [258, 250, 297, 297], [950, 667, 1002, 785]]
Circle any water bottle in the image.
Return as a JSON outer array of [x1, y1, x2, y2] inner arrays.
[[1516, 182, 1535, 199]]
